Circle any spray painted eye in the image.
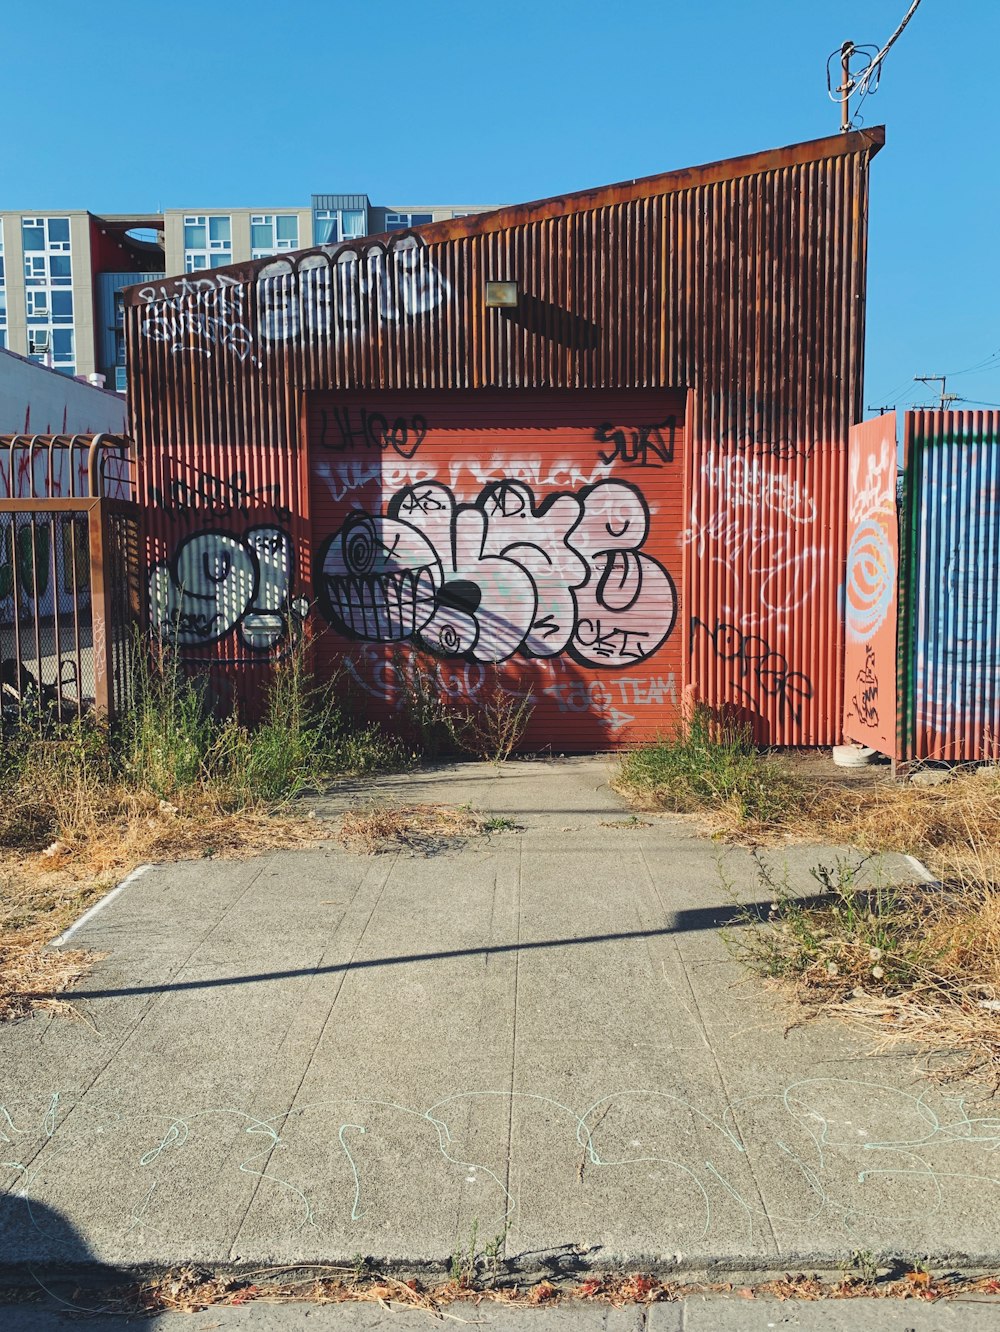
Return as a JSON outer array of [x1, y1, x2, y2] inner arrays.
[[343, 516, 377, 574]]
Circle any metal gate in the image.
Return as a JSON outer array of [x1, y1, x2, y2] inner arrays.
[[0, 434, 141, 722]]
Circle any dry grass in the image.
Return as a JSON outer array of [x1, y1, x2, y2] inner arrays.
[[781, 768, 1000, 880], [726, 772, 1000, 1083], [31, 1264, 1000, 1318], [337, 802, 517, 854]]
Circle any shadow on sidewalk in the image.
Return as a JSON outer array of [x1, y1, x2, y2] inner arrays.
[[36, 895, 835, 1004], [0, 1191, 146, 1326]]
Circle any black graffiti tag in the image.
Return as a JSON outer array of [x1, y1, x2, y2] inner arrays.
[[596, 418, 676, 467], [690, 617, 814, 725], [851, 643, 880, 729], [319, 406, 427, 458], [150, 467, 290, 522]]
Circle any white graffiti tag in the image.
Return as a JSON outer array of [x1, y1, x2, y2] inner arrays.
[[149, 526, 307, 653], [317, 481, 677, 668]]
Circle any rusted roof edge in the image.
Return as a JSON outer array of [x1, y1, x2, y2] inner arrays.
[[122, 125, 884, 307]]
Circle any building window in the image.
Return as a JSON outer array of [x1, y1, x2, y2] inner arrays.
[[314, 208, 367, 243], [51, 291, 73, 322], [20, 218, 73, 366], [26, 289, 51, 319], [250, 213, 298, 258], [314, 209, 338, 244], [184, 214, 232, 271], [22, 217, 71, 252], [385, 212, 433, 231], [51, 328, 74, 364]]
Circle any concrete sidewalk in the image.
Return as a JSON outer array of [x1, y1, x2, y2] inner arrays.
[[1, 758, 999, 1286], [6, 1294, 1000, 1330]]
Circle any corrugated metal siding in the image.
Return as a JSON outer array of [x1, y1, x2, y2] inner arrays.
[[842, 414, 898, 752], [308, 389, 685, 749], [124, 129, 880, 745], [902, 411, 1000, 762]]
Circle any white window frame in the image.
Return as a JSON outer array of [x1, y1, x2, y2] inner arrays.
[[184, 213, 232, 270]]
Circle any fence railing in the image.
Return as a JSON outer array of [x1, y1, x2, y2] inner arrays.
[[0, 434, 141, 723]]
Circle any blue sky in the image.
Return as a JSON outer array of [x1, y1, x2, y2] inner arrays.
[[5, 0, 997, 411]]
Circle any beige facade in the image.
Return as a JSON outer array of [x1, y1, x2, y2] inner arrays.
[[0, 210, 97, 379]]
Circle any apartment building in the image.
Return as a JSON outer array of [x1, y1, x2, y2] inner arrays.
[[0, 195, 498, 392]]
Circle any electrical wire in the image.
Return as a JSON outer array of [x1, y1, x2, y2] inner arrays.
[[826, 0, 925, 128]]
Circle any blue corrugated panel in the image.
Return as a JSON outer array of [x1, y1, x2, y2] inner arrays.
[[96, 271, 164, 384], [907, 411, 1000, 760]]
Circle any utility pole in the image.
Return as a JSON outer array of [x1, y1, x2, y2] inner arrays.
[[914, 375, 960, 411], [839, 41, 855, 131], [866, 405, 895, 416]]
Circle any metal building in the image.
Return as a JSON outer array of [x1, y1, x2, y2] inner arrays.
[[123, 127, 884, 750]]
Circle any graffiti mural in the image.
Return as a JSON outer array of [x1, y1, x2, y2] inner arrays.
[[846, 438, 897, 643], [137, 235, 448, 366], [843, 419, 898, 754], [316, 479, 677, 669], [149, 526, 308, 655], [257, 235, 448, 347], [851, 643, 880, 730]]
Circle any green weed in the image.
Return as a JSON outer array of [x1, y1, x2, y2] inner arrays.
[[615, 706, 797, 829], [725, 855, 940, 1000]]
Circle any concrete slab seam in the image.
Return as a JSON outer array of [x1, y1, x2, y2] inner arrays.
[[226, 853, 399, 1254], [50, 865, 153, 948]]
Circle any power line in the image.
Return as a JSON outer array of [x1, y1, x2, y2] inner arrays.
[[827, 0, 925, 129]]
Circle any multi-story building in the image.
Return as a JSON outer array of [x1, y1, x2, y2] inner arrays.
[[0, 195, 498, 394]]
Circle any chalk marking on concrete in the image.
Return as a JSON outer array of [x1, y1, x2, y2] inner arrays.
[[50, 864, 153, 947]]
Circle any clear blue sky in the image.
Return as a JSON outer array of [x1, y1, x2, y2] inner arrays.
[[5, 0, 997, 412]]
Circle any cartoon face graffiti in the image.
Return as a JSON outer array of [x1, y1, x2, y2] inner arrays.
[[316, 479, 677, 669], [319, 513, 443, 641], [149, 525, 306, 653]]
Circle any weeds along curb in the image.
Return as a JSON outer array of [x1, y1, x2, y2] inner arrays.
[[5, 1257, 1000, 1309], [49, 864, 153, 948]]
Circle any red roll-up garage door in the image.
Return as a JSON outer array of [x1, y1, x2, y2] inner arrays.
[[306, 389, 686, 751]]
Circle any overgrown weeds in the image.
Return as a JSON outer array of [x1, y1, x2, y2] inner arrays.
[[727, 850, 1000, 1083], [0, 641, 412, 1019], [726, 856, 941, 1000], [616, 710, 1000, 882], [391, 650, 534, 762], [618, 713, 1000, 1081], [615, 706, 798, 829]]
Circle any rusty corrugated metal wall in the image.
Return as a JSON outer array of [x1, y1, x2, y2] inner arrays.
[[124, 128, 881, 745], [900, 411, 1000, 762]]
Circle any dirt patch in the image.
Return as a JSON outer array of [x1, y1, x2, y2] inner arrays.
[[337, 803, 519, 854]]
